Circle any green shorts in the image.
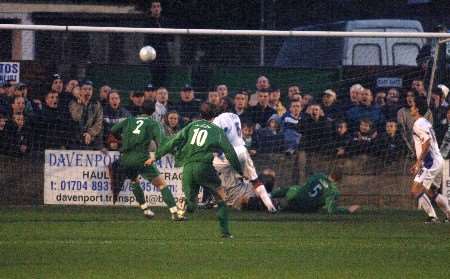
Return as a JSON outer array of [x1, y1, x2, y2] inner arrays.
[[119, 156, 160, 181], [182, 162, 221, 209]]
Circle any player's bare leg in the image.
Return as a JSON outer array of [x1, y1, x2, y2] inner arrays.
[[411, 182, 439, 223], [152, 175, 186, 221], [429, 185, 450, 222], [215, 186, 233, 238], [129, 177, 154, 219], [251, 179, 277, 213]]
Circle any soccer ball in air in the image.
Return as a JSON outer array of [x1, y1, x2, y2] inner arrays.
[[139, 45, 157, 62]]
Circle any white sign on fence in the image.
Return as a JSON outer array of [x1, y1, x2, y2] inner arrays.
[[0, 62, 20, 83], [44, 150, 192, 206]]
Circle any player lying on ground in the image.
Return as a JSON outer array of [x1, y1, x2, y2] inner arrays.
[[270, 168, 360, 214], [146, 102, 243, 238], [212, 99, 277, 213], [109, 100, 185, 220], [409, 96, 450, 223]]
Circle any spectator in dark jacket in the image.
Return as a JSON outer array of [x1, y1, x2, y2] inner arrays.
[[375, 120, 405, 161], [232, 90, 252, 124], [32, 90, 72, 153], [348, 118, 378, 155], [175, 84, 201, 125], [253, 114, 285, 153], [242, 121, 257, 155], [103, 89, 130, 148], [299, 104, 332, 154], [248, 89, 277, 129], [430, 86, 448, 144], [0, 112, 7, 154], [4, 113, 31, 157], [383, 88, 401, 120], [332, 119, 352, 158], [127, 91, 145, 116]]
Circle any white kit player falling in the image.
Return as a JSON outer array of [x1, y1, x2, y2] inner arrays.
[[411, 96, 450, 223], [212, 111, 277, 212]]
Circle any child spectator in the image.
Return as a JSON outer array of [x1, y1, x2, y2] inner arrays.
[[348, 118, 378, 155], [332, 120, 352, 157], [281, 100, 303, 154], [163, 110, 181, 137], [242, 121, 256, 155], [253, 114, 285, 153], [375, 120, 405, 161]]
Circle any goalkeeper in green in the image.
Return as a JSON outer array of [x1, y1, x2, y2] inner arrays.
[[146, 102, 242, 238], [110, 100, 184, 220], [271, 169, 360, 214]]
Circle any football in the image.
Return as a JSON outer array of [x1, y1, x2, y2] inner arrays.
[[139, 45, 157, 62]]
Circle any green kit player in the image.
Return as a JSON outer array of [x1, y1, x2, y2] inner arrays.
[[146, 102, 242, 238], [110, 100, 184, 220], [271, 169, 360, 214]]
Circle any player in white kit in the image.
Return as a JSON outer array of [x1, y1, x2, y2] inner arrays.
[[212, 103, 277, 212], [410, 96, 450, 223]]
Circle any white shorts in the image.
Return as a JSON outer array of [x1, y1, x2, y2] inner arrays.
[[414, 160, 443, 190], [213, 145, 258, 181]]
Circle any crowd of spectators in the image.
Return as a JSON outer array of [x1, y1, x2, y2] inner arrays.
[[1, 72, 449, 164]]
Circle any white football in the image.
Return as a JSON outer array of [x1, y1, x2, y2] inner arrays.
[[139, 45, 157, 62]]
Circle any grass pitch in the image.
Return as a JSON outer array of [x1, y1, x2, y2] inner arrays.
[[0, 206, 449, 279]]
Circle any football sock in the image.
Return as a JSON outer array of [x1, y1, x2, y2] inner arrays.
[[254, 185, 276, 211], [434, 194, 450, 218], [131, 182, 146, 205], [417, 193, 437, 218], [217, 201, 230, 235], [160, 186, 177, 209]]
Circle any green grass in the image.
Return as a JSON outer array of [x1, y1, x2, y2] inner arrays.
[[0, 206, 449, 279]]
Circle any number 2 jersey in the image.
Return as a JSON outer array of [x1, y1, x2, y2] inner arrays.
[[110, 115, 165, 166], [155, 119, 242, 174], [272, 173, 345, 214]]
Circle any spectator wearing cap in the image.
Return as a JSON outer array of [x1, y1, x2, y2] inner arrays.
[[431, 86, 449, 143], [144, 83, 157, 102], [345, 88, 386, 132], [216, 84, 228, 98], [99, 85, 112, 108], [32, 90, 72, 153], [248, 88, 277, 129], [321, 89, 340, 121], [175, 84, 201, 124], [299, 104, 332, 154], [154, 86, 173, 122], [103, 89, 130, 149], [269, 86, 286, 116], [232, 90, 252, 124], [127, 91, 145, 116], [281, 99, 304, 154], [69, 80, 104, 150], [50, 74, 64, 95], [383, 88, 401, 120]]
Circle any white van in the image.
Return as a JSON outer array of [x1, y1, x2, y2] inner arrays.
[[275, 19, 425, 68]]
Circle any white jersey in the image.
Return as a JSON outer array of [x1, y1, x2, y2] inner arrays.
[[213, 112, 245, 148], [413, 117, 443, 168]]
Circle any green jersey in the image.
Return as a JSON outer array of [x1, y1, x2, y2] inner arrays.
[[111, 115, 165, 165], [273, 173, 345, 214], [156, 119, 242, 174]]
